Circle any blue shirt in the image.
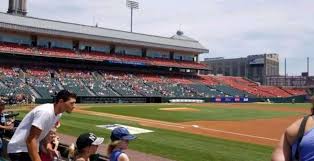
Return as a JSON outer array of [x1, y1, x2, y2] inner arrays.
[[110, 149, 123, 161], [292, 127, 314, 161]]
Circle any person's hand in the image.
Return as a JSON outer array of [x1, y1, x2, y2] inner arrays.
[[53, 136, 60, 145], [5, 119, 14, 126], [48, 147, 60, 158], [53, 150, 60, 158], [5, 124, 14, 130]]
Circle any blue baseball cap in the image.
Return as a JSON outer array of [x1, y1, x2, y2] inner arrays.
[[110, 127, 137, 141]]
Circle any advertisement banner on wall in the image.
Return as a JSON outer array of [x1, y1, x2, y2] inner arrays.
[[215, 97, 222, 102], [243, 98, 249, 102], [224, 97, 232, 102], [210, 97, 250, 103], [249, 58, 264, 65]]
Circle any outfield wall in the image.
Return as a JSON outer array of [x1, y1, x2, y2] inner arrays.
[[35, 95, 307, 104], [163, 95, 306, 103]]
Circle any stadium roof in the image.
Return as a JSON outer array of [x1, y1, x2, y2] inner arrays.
[[0, 12, 209, 53], [170, 30, 197, 42]]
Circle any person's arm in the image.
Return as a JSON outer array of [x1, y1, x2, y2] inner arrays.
[[118, 153, 130, 161], [45, 142, 59, 159], [271, 133, 291, 161], [26, 125, 42, 161], [271, 119, 301, 161], [28, 108, 52, 160], [0, 124, 13, 130], [53, 136, 60, 151]]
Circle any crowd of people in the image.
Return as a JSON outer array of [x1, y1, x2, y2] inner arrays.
[[1, 66, 308, 101], [0, 90, 137, 161]]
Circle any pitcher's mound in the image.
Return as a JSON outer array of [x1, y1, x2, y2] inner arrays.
[[159, 107, 200, 112]]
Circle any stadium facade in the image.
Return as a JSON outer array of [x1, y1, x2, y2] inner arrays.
[[0, 12, 208, 64], [201, 54, 280, 84], [266, 75, 314, 88]]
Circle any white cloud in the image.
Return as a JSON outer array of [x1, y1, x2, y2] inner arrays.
[[0, 0, 313, 75]]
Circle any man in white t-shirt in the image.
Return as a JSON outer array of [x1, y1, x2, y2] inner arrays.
[[7, 90, 77, 161]]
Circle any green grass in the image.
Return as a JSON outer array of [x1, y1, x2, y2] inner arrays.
[[84, 103, 301, 122], [17, 111, 273, 161], [247, 103, 312, 108], [17, 102, 305, 161]]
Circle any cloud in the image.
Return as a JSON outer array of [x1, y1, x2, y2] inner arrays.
[[0, 0, 313, 75]]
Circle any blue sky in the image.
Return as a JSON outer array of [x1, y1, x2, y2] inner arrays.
[[0, 0, 313, 75]]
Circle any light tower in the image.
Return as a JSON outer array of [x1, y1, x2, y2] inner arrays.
[[7, 0, 27, 16], [126, 0, 139, 32]]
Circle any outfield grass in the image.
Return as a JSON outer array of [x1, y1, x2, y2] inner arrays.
[[84, 103, 301, 122], [251, 103, 312, 108], [17, 111, 273, 161]]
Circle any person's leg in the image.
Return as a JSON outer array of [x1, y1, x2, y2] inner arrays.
[[21, 152, 32, 161], [9, 152, 32, 161], [0, 138, 2, 157], [8, 153, 20, 161]]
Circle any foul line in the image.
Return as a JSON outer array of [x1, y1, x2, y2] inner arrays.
[[76, 110, 279, 142], [75, 110, 185, 129]]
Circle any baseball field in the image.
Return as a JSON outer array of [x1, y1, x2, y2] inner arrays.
[[17, 103, 312, 161]]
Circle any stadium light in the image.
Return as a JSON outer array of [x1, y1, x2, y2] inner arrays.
[[126, 0, 139, 32]]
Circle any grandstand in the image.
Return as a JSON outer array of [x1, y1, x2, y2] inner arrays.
[[0, 1, 312, 161], [0, 64, 307, 103], [0, 11, 308, 104]]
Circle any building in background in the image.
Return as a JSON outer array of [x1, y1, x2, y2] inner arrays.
[[266, 75, 314, 87], [201, 53, 279, 84]]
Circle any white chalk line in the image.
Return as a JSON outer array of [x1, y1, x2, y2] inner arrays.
[[190, 125, 279, 142], [76, 110, 279, 142]]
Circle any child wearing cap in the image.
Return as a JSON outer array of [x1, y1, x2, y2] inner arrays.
[[74, 132, 104, 161], [107, 127, 137, 161]]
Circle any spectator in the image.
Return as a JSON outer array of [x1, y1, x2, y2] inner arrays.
[[7, 90, 77, 161], [39, 128, 60, 161], [0, 99, 14, 156], [74, 132, 104, 161], [107, 127, 136, 161], [272, 96, 314, 161]]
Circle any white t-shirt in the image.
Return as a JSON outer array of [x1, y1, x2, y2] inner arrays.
[[7, 103, 62, 153]]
